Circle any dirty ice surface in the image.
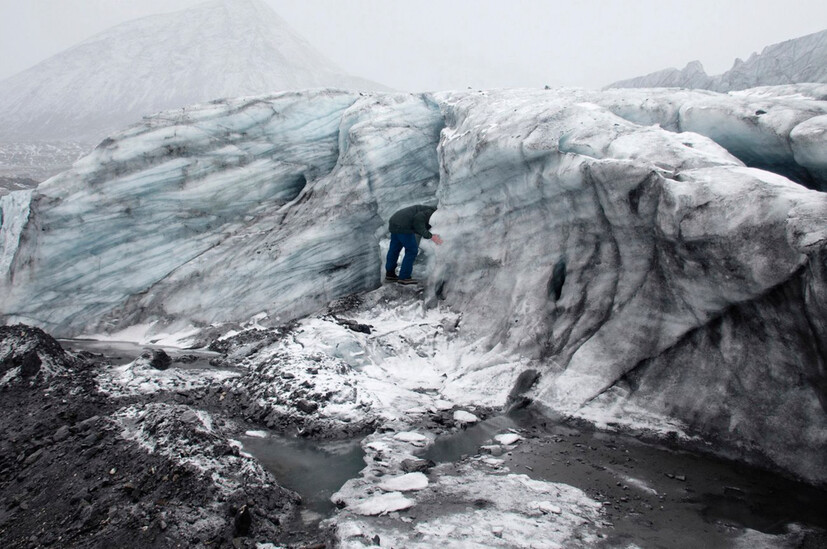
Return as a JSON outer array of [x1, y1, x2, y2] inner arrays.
[[192, 286, 821, 548]]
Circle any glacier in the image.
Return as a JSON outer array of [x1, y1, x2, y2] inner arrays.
[[1, 85, 826, 485]]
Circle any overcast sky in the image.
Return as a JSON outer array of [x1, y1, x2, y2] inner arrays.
[[1, 0, 825, 90]]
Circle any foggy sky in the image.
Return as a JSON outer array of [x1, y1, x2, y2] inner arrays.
[[1, 0, 825, 91]]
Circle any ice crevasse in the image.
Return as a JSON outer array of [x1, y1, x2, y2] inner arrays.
[[1, 85, 826, 483]]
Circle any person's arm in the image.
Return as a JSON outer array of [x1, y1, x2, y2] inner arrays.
[[412, 213, 433, 239]]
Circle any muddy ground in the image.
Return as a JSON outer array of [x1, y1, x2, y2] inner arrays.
[[0, 325, 330, 549], [423, 411, 827, 549]]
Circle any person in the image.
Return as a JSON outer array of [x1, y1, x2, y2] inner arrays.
[[385, 204, 443, 284]]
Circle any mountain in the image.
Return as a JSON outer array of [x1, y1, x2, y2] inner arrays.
[[608, 29, 827, 91], [2, 85, 826, 488], [0, 0, 386, 145]]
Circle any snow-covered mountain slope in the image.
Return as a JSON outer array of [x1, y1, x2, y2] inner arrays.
[[609, 29, 827, 91], [0, 177, 38, 197], [1, 85, 826, 483], [0, 0, 385, 144], [0, 141, 90, 184]]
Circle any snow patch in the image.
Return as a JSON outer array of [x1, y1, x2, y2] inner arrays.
[[378, 472, 429, 492], [494, 433, 522, 446], [351, 492, 415, 516], [393, 432, 429, 446], [452, 410, 480, 424]]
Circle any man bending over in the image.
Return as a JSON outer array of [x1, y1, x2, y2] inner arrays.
[[385, 205, 443, 285]]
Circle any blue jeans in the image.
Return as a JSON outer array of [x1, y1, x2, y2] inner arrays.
[[385, 233, 419, 279]]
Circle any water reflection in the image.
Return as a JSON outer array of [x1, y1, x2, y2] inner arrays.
[[240, 433, 365, 522]]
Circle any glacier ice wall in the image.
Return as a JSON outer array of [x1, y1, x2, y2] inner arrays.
[[595, 85, 827, 191], [1, 89, 442, 334], [430, 89, 826, 482], [0, 189, 33, 276], [1, 86, 826, 482]]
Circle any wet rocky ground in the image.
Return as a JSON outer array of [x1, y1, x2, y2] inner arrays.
[[422, 411, 827, 548], [3, 310, 827, 548], [0, 325, 333, 549]]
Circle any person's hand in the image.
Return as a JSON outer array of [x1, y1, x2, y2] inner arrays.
[[431, 234, 443, 245]]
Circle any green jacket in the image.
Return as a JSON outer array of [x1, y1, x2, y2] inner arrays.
[[388, 205, 437, 239]]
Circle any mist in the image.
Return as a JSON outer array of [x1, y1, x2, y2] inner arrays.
[[1, 0, 825, 90]]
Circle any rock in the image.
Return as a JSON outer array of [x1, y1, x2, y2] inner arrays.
[[17, 351, 42, 378], [53, 425, 70, 442], [179, 409, 201, 425], [77, 416, 100, 431], [233, 504, 252, 537], [509, 369, 540, 400], [23, 449, 43, 466], [80, 433, 99, 447], [400, 458, 434, 473], [335, 317, 373, 334], [69, 490, 90, 504], [492, 526, 504, 538], [142, 349, 171, 370], [295, 399, 319, 414], [0, 325, 72, 383], [78, 502, 93, 524]]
